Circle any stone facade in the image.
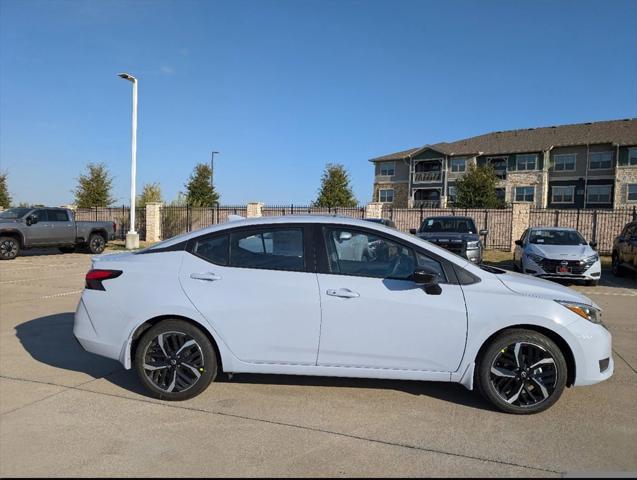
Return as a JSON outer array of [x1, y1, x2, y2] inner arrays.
[[246, 202, 264, 218], [511, 202, 531, 252], [372, 182, 409, 208], [505, 171, 546, 208], [614, 167, 637, 208], [145, 202, 162, 243]]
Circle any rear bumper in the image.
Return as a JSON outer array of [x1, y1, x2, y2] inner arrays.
[[73, 296, 123, 363]]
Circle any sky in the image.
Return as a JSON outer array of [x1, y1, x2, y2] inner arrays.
[[1, 0, 636, 207]]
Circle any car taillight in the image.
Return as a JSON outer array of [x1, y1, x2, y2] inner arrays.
[[85, 269, 122, 291]]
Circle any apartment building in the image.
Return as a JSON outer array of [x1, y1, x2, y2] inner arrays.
[[371, 118, 637, 209]]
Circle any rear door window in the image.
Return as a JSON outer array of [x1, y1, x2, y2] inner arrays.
[[230, 228, 304, 272], [46, 210, 69, 222]]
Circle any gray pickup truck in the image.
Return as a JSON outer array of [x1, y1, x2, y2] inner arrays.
[[0, 207, 116, 260], [409, 216, 488, 264]]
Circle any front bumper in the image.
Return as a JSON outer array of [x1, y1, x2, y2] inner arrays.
[[567, 319, 614, 386], [523, 257, 601, 280]]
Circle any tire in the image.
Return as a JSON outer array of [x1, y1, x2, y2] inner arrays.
[[475, 329, 567, 414], [59, 246, 76, 254], [512, 258, 520, 272], [611, 253, 624, 277], [585, 279, 599, 287], [87, 233, 106, 254], [0, 236, 20, 260], [134, 319, 218, 401]]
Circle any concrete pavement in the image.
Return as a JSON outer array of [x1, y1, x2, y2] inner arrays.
[[1, 249, 636, 477]]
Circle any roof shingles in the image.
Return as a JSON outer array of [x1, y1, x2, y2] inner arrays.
[[370, 118, 637, 161]]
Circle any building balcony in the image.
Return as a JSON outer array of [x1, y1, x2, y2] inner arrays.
[[413, 171, 442, 183], [413, 199, 441, 208]]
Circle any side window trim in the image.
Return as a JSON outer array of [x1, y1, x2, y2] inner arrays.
[[317, 224, 458, 284]]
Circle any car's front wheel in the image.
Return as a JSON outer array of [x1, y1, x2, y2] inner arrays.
[[476, 329, 567, 414], [0, 236, 20, 260], [134, 319, 218, 400], [611, 253, 624, 277]]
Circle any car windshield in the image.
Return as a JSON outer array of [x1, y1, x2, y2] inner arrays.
[[419, 218, 477, 234], [0, 208, 31, 219], [529, 230, 587, 245]]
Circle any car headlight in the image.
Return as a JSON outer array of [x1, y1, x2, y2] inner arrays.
[[584, 253, 599, 264], [555, 300, 602, 324], [466, 240, 480, 250], [527, 253, 544, 264]]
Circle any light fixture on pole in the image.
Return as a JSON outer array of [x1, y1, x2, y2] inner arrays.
[[211, 151, 219, 189], [118, 72, 139, 249]]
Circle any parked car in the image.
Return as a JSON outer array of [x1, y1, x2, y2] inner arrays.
[[409, 216, 487, 263], [74, 215, 612, 414], [0, 207, 116, 260], [513, 227, 601, 286], [612, 220, 637, 276], [363, 218, 397, 228]]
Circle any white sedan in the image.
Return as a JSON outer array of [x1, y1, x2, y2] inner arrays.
[[74, 216, 613, 414], [513, 227, 602, 286]]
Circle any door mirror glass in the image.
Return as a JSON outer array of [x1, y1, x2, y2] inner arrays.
[[515, 239, 523, 246], [589, 241, 597, 249], [26, 215, 38, 226], [409, 228, 417, 234], [479, 229, 488, 236]]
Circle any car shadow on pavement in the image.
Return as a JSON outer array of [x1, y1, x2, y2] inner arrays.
[[15, 312, 496, 411], [15, 312, 147, 396]]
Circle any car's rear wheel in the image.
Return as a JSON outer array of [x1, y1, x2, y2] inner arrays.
[[87, 233, 106, 254], [476, 329, 567, 414], [134, 319, 217, 400], [611, 253, 624, 277], [0, 236, 19, 260]]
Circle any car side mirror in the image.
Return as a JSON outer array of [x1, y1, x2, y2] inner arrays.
[[413, 269, 442, 295], [514, 239, 523, 246], [25, 215, 38, 226], [589, 241, 597, 249], [409, 228, 417, 235], [480, 229, 488, 236]]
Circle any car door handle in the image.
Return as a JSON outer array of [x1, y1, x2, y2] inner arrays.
[[326, 288, 360, 298], [190, 272, 222, 282]]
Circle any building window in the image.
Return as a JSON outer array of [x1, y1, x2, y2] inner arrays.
[[516, 154, 537, 171], [450, 158, 467, 172], [379, 189, 394, 203], [447, 185, 457, 203], [589, 151, 613, 170], [487, 156, 507, 179], [552, 185, 575, 204], [495, 188, 506, 203], [627, 184, 637, 202], [629, 148, 637, 166], [586, 185, 612, 204], [553, 154, 576, 171], [515, 186, 535, 203], [379, 162, 395, 176]]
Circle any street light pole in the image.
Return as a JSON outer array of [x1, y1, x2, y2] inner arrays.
[[118, 72, 139, 249], [211, 151, 219, 190]]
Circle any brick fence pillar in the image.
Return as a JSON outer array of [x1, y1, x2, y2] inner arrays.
[[145, 202, 162, 243], [365, 202, 384, 219], [510, 202, 531, 252], [246, 202, 264, 218]]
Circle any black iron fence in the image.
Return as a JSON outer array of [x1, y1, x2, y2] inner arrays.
[[382, 205, 513, 250], [73, 206, 146, 241], [529, 207, 637, 254], [160, 205, 248, 238], [262, 204, 366, 218]]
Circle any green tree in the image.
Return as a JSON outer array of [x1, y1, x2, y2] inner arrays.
[[73, 163, 115, 207], [184, 163, 219, 207], [0, 171, 11, 208], [454, 164, 504, 209], [313, 163, 357, 208], [137, 182, 163, 207]]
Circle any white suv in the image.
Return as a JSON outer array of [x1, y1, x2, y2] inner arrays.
[[74, 216, 612, 414], [513, 227, 602, 286]]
